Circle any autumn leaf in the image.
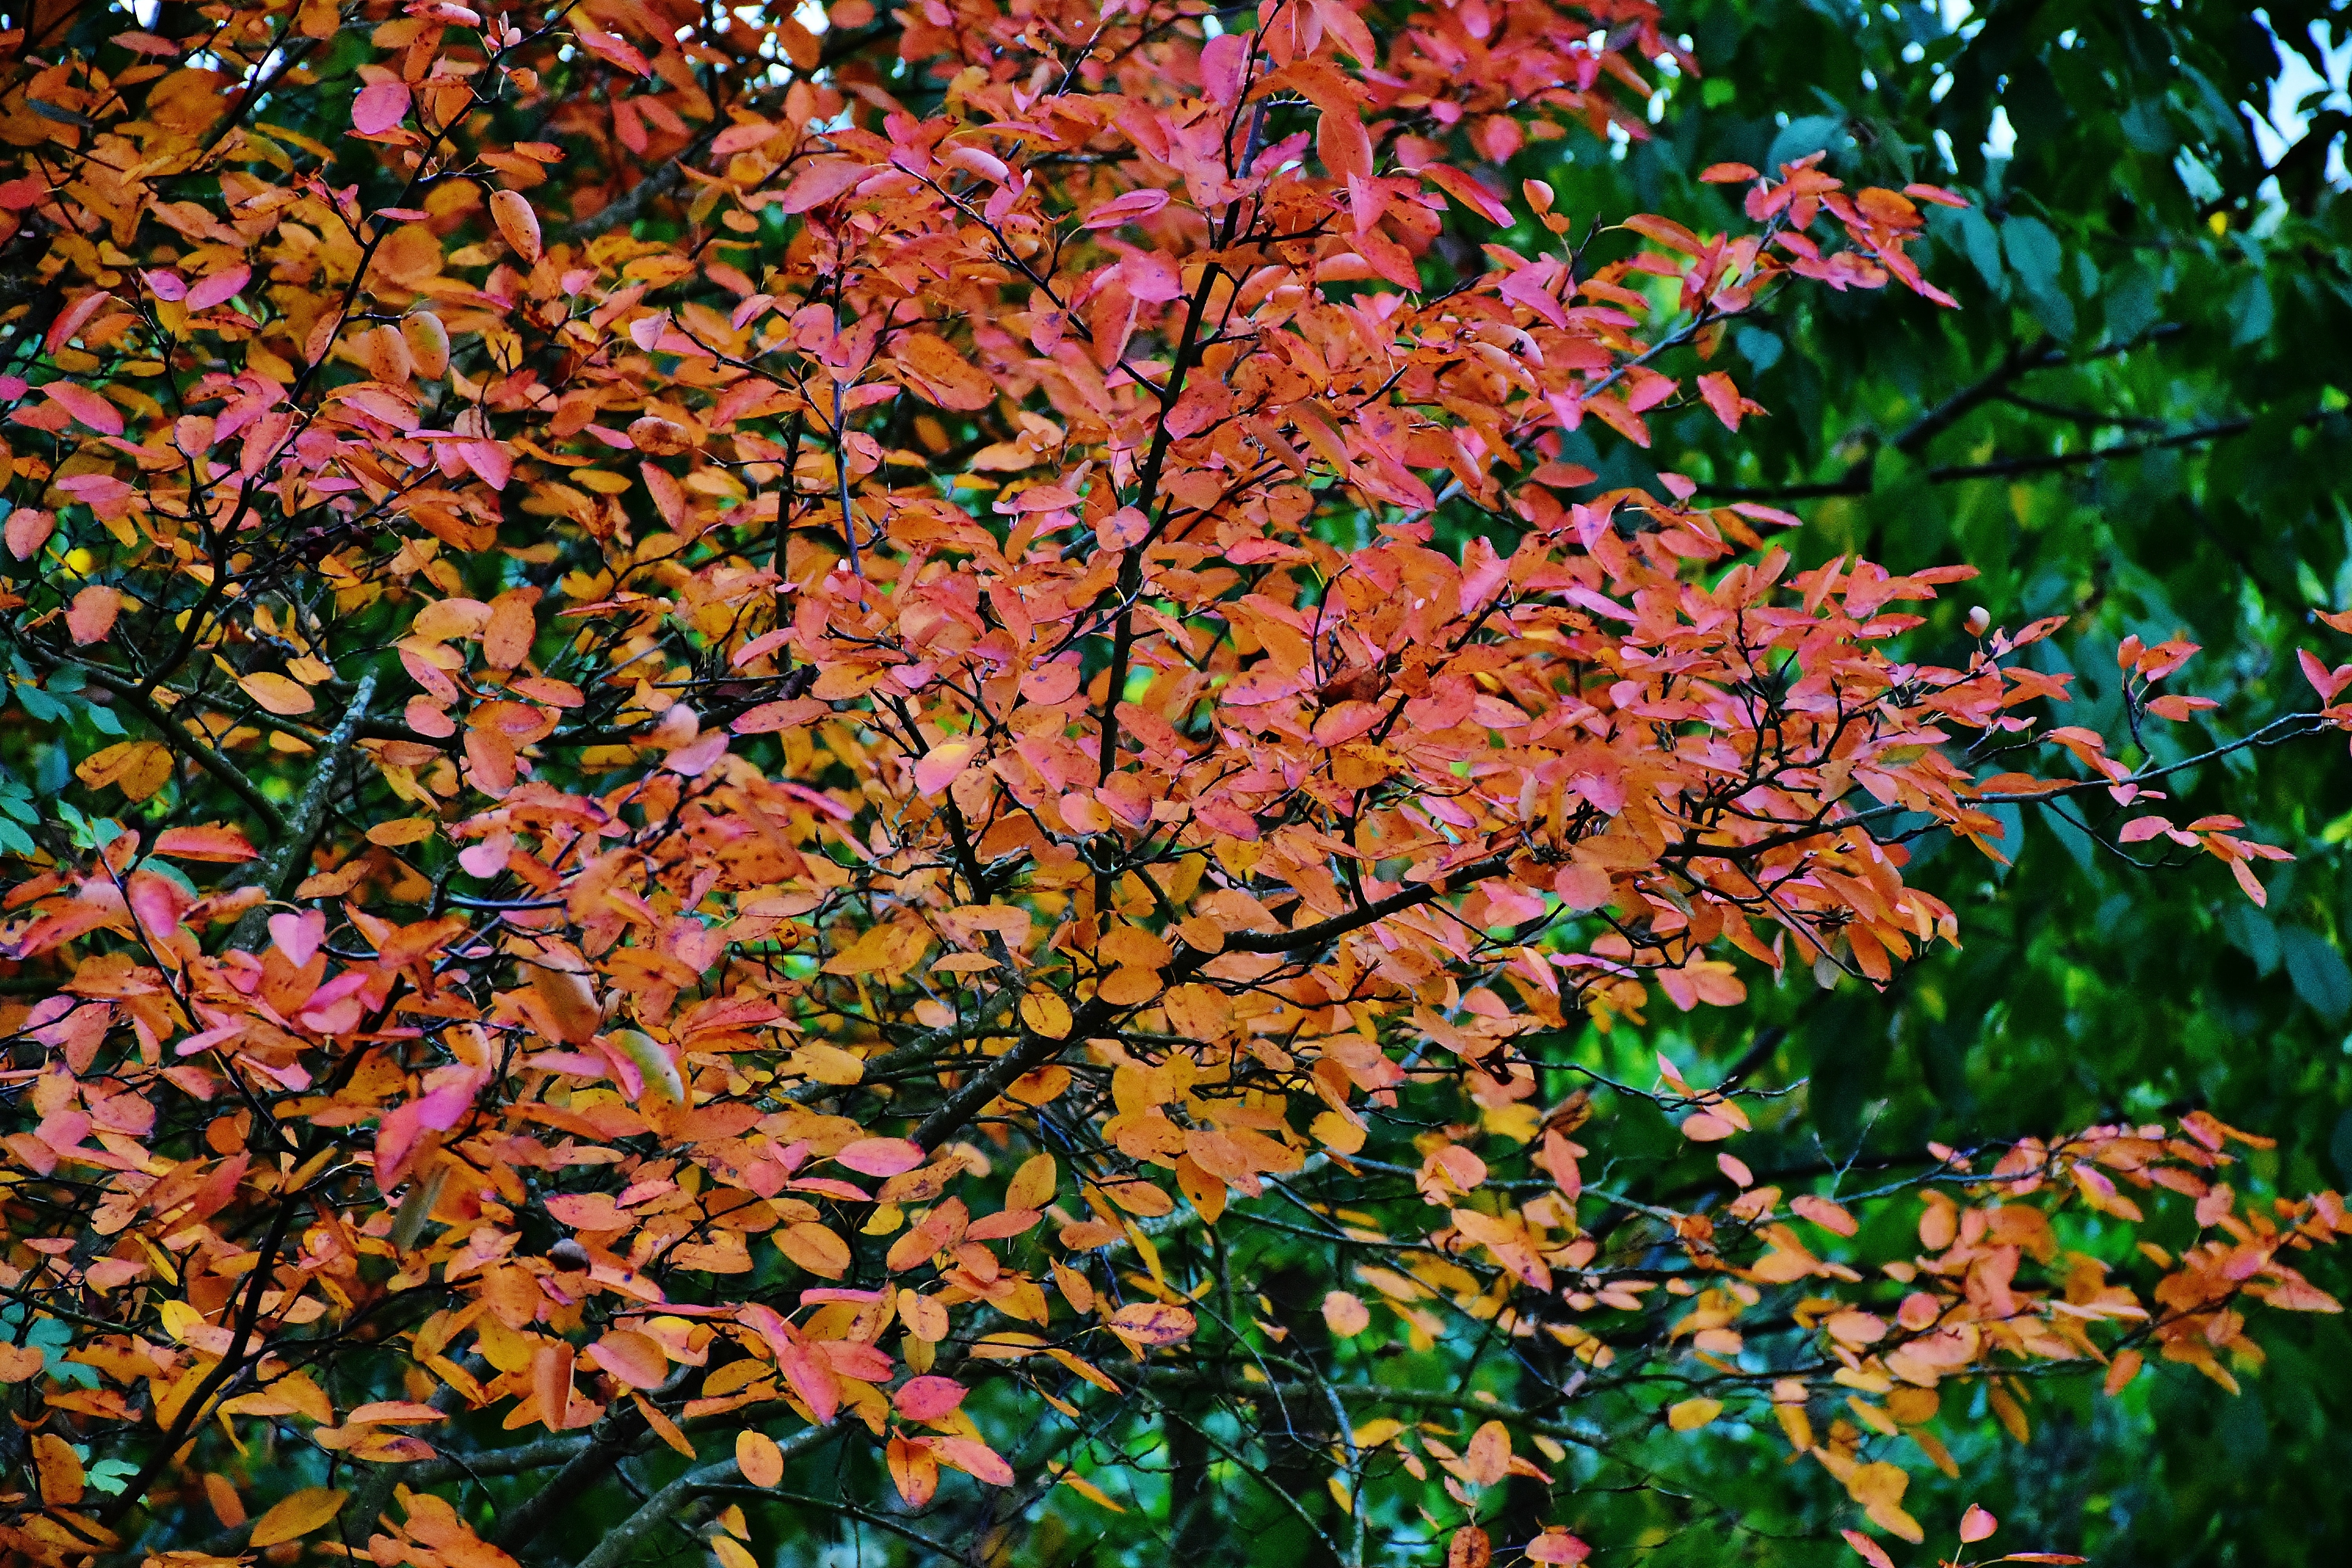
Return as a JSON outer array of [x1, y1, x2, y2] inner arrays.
[[248, 1488, 347, 1549], [44, 381, 122, 434], [735, 1429, 784, 1488], [1321, 1290, 1370, 1336], [1841, 1530, 1897, 1568], [351, 79, 409, 133], [1105, 1303, 1196, 1348], [31, 1432, 82, 1505], [1446, 1525, 1493, 1568], [891, 1374, 966, 1421], [1666, 1398, 1723, 1432], [76, 739, 173, 801], [238, 670, 315, 715], [1791, 1194, 1859, 1237], [913, 736, 982, 797], [491, 189, 542, 264], [67, 583, 120, 644], [1080, 189, 1170, 229], [585, 1330, 668, 1390], [150, 823, 259, 861]]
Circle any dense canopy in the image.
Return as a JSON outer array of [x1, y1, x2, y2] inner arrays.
[[0, 0, 2345, 1566]]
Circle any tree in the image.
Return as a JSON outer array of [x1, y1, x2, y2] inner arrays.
[[0, 0, 2344, 1565]]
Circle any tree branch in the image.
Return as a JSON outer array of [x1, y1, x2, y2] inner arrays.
[[570, 1423, 837, 1568]]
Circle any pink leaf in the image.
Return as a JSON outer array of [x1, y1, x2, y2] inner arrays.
[[1840, 1531, 1896, 1568], [834, 1138, 924, 1177], [351, 80, 411, 135], [1697, 371, 1746, 432], [1080, 189, 1171, 229], [574, 25, 652, 76], [1960, 1505, 1998, 1544], [930, 1436, 1013, 1486], [1790, 1194, 1858, 1236], [184, 265, 250, 313], [66, 584, 120, 645], [776, 158, 868, 213], [891, 1375, 966, 1422], [151, 824, 259, 862], [44, 382, 122, 435], [269, 909, 326, 968], [4, 507, 53, 561], [913, 737, 981, 797]]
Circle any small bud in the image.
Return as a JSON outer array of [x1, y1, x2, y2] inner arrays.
[[1965, 606, 1990, 637]]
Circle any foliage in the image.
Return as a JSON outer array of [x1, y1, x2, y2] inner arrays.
[[0, 0, 2344, 1566]]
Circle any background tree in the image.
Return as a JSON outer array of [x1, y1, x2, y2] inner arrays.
[[0, 2, 2345, 1568]]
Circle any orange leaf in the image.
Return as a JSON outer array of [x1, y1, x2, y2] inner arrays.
[[490, 189, 542, 263], [1320, 1290, 1370, 1336], [585, 1329, 668, 1391], [735, 1428, 784, 1487], [239, 670, 316, 715], [31, 1432, 82, 1505], [1105, 1303, 1196, 1348]]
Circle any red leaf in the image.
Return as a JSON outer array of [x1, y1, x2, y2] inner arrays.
[[2298, 648, 2352, 704], [151, 824, 260, 862], [1418, 163, 1514, 225], [1697, 371, 1747, 432]]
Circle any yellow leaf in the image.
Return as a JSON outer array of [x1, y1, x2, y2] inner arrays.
[[239, 670, 316, 715], [712, 1538, 760, 1568], [1020, 989, 1073, 1039], [249, 1487, 347, 1548], [1667, 1397, 1723, 1432], [1052, 1465, 1126, 1512], [75, 739, 174, 801], [607, 1028, 686, 1105]]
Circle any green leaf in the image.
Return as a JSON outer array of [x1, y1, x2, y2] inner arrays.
[[2280, 926, 2351, 1022]]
